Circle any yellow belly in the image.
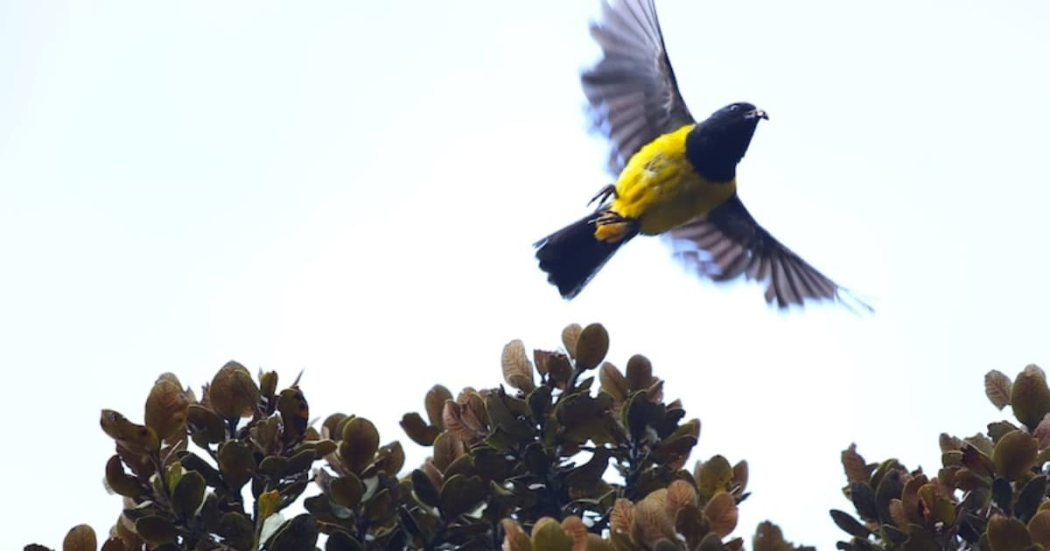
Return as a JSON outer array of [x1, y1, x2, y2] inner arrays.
[[609, 124, 737, 235]]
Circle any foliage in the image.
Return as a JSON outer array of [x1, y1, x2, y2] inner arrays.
[[27, 323, 812, 550], [831, 364, 1050, 550]]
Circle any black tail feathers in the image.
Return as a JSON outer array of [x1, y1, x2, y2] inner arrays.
[[534, 211, 637, 300]]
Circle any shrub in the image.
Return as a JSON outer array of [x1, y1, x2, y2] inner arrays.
[[831, 364, 1050, 550], [27, 322, 814, 550]]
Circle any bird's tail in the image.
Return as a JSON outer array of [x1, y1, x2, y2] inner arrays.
[[534, 209, 638, 300]]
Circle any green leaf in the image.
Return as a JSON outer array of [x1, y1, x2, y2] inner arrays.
[[1016, 475, 1047, 523], [439, 474, 486, 520], [260, 455, 290, 479], [902, 526, 941, 551], [556, 391, 617, 445], [268, 514, 320, 551], [412, 469, 440, 507], [1011, 365, 1050, 430], [830, 509, 872, 538], [134, 516, 177, 545], [62, 525, 97, 551], [219, 512, 254, 551], [340, 417, 380, 474], [218, 439, 256, 491], [987, 514, 1033, 551], [993, 430, 1039, 480], [401, 412, 440, 446], [330, 472, 365, 508], [574, 323, 609, 370], [875, 470, 905, 524], [697, 455, 733, 500], [849, 482, 879, 521], [527, 386, 552, 422], [531, 518, 573, 551], [473, 447, 515, 482], [565, 448, 612, 498], [171, 471, 206, 520], [285, 447, 317, 476], [364, 488, 394, 523]]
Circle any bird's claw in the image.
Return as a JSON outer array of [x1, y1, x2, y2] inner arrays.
[[588, 184, 617, 207]]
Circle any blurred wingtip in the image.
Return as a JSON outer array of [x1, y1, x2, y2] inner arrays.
[[836, 287, 877, 317]]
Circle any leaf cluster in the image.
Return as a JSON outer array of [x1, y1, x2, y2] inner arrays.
[[831, 364, 1050, 550], [28, 323, 809, 551]]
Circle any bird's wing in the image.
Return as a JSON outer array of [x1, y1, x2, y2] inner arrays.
[[666, 195, 873, 312], [582, 0, 696, 176]]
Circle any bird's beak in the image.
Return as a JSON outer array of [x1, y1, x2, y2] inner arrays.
[[748, 108, 769, 121]]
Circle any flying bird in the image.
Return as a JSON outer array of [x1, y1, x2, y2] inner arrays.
[[533, 0, 871, 312]]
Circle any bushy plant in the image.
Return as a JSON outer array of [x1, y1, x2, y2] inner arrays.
[[831, 364, 1050, 550], [27, 322, 813, 550]]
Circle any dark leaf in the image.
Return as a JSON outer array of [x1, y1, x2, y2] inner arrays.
[[830, 509, 872, 538], [401, 412, 440, 446], [412, 469, 440, 508], [134, 516, 177, 545], [439, 474, 486, 520], [1015, 475, 1046, 523], [62, 525, 97, 551], [171, 471, 206, 520]]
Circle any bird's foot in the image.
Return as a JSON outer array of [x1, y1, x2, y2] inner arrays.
[[588, 184, 618, 207]]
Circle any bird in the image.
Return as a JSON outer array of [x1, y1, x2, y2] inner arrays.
[[533, 0, 871, 312]]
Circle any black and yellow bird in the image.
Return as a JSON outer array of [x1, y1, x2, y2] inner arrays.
[[534, 0, 870, 311]]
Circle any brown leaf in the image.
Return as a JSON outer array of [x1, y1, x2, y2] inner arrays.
[[939, 433, 962, 452], [888, 499, 909, 528], [431, 431, 465, 472], [993, 429, 1039, 480], [585, 534, 614, 551], [610, 498, 633, 534], [208, 361, 260, 420], [502, 339, 535, 392], [1029, 509, 1050, 546], [574, 323, 610, 371], [62, 524, 97, 551], [842, 443, 871, 484], [425, 385, 453, 430], [625, 355, 653, 392], [442, 401, 481, 443], [1011, 364, 1050, 430], [666, 479, 698, 515], [502, 519, 531, 551], [987, 513, 1033, 550], [704, 492, 739, 538], [986, 370, 1014, 410], [339, 417, 380, 474], [561, 323, 583, 357], [732, 460, 749, 496], [646, 379, 665, 404], [99, 410, 159, 454], [422, 459, 444, 489], [631, 491, 676, 548], [753, 521, 805, 551], [600, 363, 629, 404], [696, 455, 734, 499], [560, 516, 588, 551], [459, 389, 489, 435], [144, 373, 190, 442], [1034, 420, 1050, 449], [532, 517, 574, 551]]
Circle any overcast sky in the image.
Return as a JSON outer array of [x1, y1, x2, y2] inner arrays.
[[3, 1, 1049, 548]]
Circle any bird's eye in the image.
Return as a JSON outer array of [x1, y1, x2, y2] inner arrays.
[[729, 105, 739, 111]]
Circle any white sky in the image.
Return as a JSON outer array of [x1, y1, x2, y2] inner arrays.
[[3, 1, 1049, 548]]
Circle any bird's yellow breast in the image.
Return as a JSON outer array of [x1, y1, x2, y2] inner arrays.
[[609, 124, 737, 235]]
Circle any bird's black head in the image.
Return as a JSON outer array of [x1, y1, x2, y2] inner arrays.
[[685, 102, 768, 182]]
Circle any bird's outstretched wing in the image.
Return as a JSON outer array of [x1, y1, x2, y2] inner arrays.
[[582, 0, 695, 176], [666, 195, 873, 312]]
